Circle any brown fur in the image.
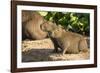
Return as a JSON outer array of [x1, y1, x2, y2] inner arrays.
[[49, 25, 88, 55], [22, 10, 48, 40], [41, 21, 57, 32]]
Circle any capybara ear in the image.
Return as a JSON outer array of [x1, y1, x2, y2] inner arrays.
[[56, 25, 63, 31], [40, 21, 49, 31], [22, 11, 48, 40], [40, 23, 46, 31]]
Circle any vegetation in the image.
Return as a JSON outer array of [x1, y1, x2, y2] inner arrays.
[[38, 11, 90, 36]]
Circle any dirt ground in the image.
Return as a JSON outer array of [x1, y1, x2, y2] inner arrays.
[[22, 38, 90, 62]]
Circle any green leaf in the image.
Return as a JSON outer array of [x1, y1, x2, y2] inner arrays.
[[38, 11, 48, 16]]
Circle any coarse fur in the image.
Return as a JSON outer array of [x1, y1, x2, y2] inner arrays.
[[41, 21, 57, 32], [49, 25, 88, 55], [22, 10, 48, 40]]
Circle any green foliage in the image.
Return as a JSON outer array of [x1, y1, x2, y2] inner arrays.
[[38, 11, 90, 36]]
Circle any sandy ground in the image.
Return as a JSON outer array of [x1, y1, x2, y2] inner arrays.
[[22, 38, 90, 62]]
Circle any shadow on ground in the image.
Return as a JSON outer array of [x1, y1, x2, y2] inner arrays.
[[22, 48, 90, 62], [22, 49, 54, 62]]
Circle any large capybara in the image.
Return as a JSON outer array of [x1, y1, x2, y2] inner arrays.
[[22, 10, 59, 40], [49, 25, 88, 55], [22, 10, 48, 40]]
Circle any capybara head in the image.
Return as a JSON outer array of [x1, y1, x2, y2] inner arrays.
[[49, 25, 64, 38], [41, 21, 57, 32]]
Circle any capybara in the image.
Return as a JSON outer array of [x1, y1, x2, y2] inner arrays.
[[49, 25, 88, 55]]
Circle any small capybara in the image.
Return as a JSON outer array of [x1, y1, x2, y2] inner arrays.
[[49, 25, 88, 55], [41, 21, 62, 52], [41, 21, 57, 32]]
